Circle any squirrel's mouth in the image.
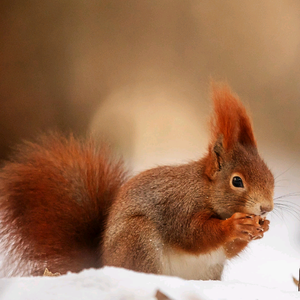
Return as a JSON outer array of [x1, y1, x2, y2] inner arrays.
[[244, 201, 274, 217], [260, 211, 269, 217]]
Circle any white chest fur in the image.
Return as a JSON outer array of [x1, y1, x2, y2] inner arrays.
[[161, 247, 227, 280]]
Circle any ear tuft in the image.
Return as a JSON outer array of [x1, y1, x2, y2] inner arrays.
[[210, 83, 257, 150]]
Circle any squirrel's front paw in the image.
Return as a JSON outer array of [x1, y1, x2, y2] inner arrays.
[[258, 218, 270, 234], [225, 212, 266, 242]]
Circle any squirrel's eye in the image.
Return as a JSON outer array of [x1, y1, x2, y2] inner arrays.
[[232, 176, 244, 188]]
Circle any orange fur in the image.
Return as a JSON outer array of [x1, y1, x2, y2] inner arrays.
[[0, 133, 127, 276], [205, 85, 257, 178], [0, 85, 274, 280], [210, 84, 256, 149]]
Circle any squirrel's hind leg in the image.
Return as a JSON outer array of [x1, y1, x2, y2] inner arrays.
[[102, 216, 163, 274]]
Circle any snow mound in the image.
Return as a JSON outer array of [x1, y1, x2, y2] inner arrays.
[[0, 266, 298, 300]]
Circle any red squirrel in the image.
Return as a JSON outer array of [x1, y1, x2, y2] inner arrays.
[[0, 85, 274, 280]]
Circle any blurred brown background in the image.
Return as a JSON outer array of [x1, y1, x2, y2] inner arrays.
[[1, 0, 299, 171]]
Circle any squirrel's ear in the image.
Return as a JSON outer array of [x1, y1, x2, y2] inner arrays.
[[204, 136, 225, 179], [210, 83, 257, 150], [237, 107, 257, 148]]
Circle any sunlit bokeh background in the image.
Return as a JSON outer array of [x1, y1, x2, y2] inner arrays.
[[1, 0, 300, 290]]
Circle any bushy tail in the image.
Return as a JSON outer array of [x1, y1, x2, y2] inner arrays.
[[0, 132, 127, 276]]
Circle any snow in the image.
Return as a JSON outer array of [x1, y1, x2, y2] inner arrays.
[[0, 266, 299, 300]]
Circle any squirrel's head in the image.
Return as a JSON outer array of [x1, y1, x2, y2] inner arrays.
[[204, 84, 274, 219]]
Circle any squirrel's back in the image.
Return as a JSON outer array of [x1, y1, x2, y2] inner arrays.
[[0, 133, 127, 276]]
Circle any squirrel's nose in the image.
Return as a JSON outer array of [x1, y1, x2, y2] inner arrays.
[[260, 204, 273, 215]]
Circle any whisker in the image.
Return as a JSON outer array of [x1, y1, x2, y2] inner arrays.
[[274, 200, 300, 208], [274, 192, 300, 201], [271, 208, 285, 222], [272, 203, 300, 221], [275, 179, 290, 185], [274, 164, 295, 181], [274, 200, 300, 212], [274, 184, 292, 188], [274, 204, 300, 214], [239, 195, 255, 204]]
